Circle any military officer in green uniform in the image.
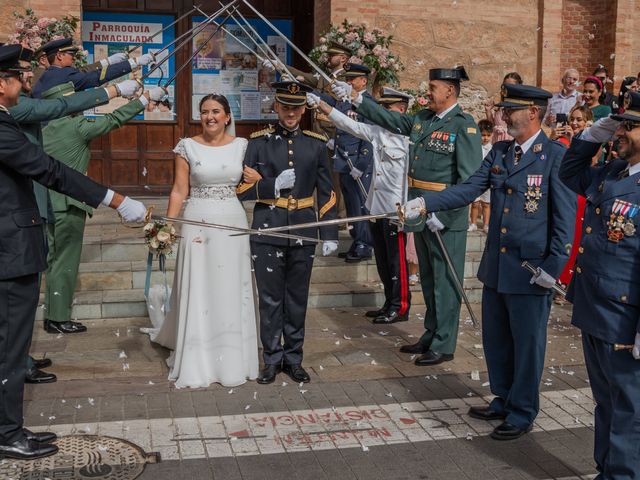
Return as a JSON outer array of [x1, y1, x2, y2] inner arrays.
[[41, 81, 166, 334], [332, 66, 483, 365]]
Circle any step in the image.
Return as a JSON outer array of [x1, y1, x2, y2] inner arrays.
[[36, 278, 484, 321]]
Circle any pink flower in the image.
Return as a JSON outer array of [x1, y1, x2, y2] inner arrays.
[[15, 20, 24, 30], [363, 32, 375, 44], [319, 36, 326, 44], [337, 27, 346, 34], [37, 18, 50, 28], [348, 56, 362, 64], [417, 97, 428, 106], [345, 32, 358, 42], [372, 45, 382, 55], [357, 47, 366, 57]]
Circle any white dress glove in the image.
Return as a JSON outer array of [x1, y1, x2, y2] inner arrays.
[[117, 197, 147, 222], [322, 241, 338, 256], [100, 52, 128, 68], [529, 268, 556, 289], [148, 86, 168, 102], [262, 58, 283, 72], [275, 168, 296, 192], [402, 197, 425, 220], [116, 79, 141, 97], [330, 80, 352, 102], [326, 138, 335, 150], [307, 92, 321, 109], [350, 167, 363, 180], [426, 213, 445, 232], [133, 53, 155, 68], [632, 333, 640, 360]]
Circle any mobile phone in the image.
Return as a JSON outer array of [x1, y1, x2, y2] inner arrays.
[[556, 113, 568, 125]]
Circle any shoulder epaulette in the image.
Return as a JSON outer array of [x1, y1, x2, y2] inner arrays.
[[250, 127, 275, 139], [303, 130, 328, 142]]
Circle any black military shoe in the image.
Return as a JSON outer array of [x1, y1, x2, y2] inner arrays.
[[372, 311, 408, 324], [345, 251, 372, 263], [399, 342, 429, 354], [32, 357, 52, 369], [25, 367, 57, 384], [24, 428, 57, 444], [282, 363, 310, 383], [338, 251, 351, 259], [414, 351, 454, 366], [0, 438, 58, 460], [490, 421, 532, 441], [468, 406, 506, 421], [257, 364, 281, 384], [365, 307, 388, 318], [44, 320, 87, 334]]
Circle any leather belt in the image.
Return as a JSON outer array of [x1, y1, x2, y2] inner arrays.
[[408, 177, 447, 191], [257, 196, 315, 211]]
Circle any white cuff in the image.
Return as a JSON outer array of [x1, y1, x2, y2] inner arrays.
[[101, 189, 115, 207], [128, 58, 138, 69], [138, 95, 149, 107]]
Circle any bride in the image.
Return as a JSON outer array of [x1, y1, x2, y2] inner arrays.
[[145, 94, 259, 388]]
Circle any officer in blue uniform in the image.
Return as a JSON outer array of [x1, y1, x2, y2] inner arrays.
[[325, 63, 375, 262], [32, 38, 152, 98], [559, 92, 640, 478], [237, 81, 339, 385], [403, 84, 576, 440]]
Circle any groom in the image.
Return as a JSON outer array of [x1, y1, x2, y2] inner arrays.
[[237, 80, 339, 384]]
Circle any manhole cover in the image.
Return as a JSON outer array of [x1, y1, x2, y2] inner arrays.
[[0, 435, 159, 480]]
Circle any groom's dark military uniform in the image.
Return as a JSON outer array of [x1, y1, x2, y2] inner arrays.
[[237, 85, 338, 368]]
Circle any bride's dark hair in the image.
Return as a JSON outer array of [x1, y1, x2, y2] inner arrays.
[[199, 94, 231, 114]]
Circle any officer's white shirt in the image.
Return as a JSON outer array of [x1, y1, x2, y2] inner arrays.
[[515, 129, 542, 155], [328, 108, 409, 215]]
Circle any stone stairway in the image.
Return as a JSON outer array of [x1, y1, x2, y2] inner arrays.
[[38, 197, 486, 321]]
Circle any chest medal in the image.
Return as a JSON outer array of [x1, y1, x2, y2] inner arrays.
[[607, 199, 639, 242], [524, 175, 543, 213]]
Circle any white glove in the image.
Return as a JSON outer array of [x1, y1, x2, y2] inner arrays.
[[275, 168, 296, 192], [426, 213, 445, 232], [529, 268, 556, 289], [100, 52, 128, 68], [632, 332, 640, 360], [322, 241, 338, 256], [350, 167, 363, 180], [326, 138, 335, 150], [307, 92, 321, 109], [331, 80, 352, 102], [117, 197, 147, 222], [133, 53, 155, 68], [402, 197, 425, 220], [116, 79, 141, 97], [261, 58, 281, 72], [581, 115, 621, 143], [148, 86, 168, 102]]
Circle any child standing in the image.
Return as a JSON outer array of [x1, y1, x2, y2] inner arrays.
[[468, 119, 494, 233]]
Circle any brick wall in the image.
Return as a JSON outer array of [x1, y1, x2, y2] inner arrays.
[[560, 0, 617, 84]]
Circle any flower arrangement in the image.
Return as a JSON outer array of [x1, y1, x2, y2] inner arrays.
[[143, 220, 177, 257], [9, 8, 87, 68], [309, 19, 404, 87], [403, 81, 431, 115]]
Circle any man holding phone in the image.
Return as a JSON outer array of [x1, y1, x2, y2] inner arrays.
[[544, 69, 580, 127]]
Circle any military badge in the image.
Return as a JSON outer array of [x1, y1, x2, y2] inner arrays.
[[607, 199, 639, 242], [533, 143, 542, 153], [524, 175, 543, 213], [287, 83, 301, 94]]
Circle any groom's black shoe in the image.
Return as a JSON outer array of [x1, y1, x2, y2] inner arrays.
[[282, 363, 310, 383], [257, 364, 281, 384]]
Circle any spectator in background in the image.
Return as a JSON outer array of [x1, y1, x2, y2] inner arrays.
[[485, 72, 522, 143], [469, 119, 494, 233], [592, 65, 615, 108], [544, 68, 580, 127], [582, 76, 612, 121], [613, 76, 638, 113]]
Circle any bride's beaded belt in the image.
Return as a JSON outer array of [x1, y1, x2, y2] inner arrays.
[[190, 185, 237, 200], [257, 195, 315, 211]]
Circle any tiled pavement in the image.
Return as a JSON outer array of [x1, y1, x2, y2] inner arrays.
[[16, 299, 603, 479]]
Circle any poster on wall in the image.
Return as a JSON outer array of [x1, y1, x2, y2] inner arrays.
[[190, 16, 292, 122], [81, 12, 176, 121]]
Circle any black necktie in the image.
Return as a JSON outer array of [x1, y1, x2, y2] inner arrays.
[[514, 145, 523, 166]]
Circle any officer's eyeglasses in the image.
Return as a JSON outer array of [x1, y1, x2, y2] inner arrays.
[[622, 120, 640, 132]]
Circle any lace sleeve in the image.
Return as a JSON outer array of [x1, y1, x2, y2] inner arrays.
[[173, 138, 188, 160]]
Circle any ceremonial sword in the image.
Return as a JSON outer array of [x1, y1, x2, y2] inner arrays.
[[149, 215, 321, 244]]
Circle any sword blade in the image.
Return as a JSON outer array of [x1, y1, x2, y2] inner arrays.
[[241, 0, 333, 83], [152, 215, 321, 243], [228, 211, 398, 237], [126, 5, 201, 54]]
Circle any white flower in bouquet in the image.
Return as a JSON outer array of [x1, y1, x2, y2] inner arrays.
[[149, 238, 160, 250], [156, 231, 171, 243]]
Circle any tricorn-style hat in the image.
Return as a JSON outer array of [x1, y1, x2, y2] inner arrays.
[[429, 65, 469, 82]]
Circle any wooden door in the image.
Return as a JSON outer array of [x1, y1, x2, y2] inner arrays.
[[82, 0, 315, 195]]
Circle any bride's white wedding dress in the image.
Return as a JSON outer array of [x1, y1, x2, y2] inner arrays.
[[145, 136, 259, 388]]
